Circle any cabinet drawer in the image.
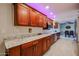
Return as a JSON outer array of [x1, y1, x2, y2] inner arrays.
[[21, 42, 33, 48], [33, 40, 38, 45]]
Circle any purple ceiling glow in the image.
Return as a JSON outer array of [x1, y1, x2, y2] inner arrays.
[[26, 3, 56, 20]]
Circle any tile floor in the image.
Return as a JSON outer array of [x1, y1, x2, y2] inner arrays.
[[44, 37, 78, 56]]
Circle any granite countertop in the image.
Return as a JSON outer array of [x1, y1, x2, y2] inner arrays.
[[4, 31, 60, 49]]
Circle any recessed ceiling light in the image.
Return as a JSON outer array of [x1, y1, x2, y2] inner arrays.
[[45, 6, 50, 9]]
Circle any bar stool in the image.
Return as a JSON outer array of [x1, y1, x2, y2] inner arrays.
[[65, 31, 70, 37], [70, 31, 74, 38]]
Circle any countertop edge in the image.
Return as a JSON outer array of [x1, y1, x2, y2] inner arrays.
[[5, 32, 60, 49]]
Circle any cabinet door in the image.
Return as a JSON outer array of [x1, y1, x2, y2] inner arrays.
[[49, 36, 54, 45], [22, 46, 33, 56], [48, 19, 51, 25], [42, 38, 47, 53], [54, 22, 58, 28], [21, 42, 33, 56], [38, 13, 44, 27], [56, 33, 60, 40], [32, 39, 43, 56], [51, 20, 53, 28], [46, 37, 51, 48], [30, 8, 38, 27], [50, 35, 55, 44], [32, 40, 39, 56], [14, 4, 30, 26], [8, 46, 20, 56], [36, 39, 43, 56], [43, 16, 47, 28]]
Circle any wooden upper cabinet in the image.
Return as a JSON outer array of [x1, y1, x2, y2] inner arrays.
[[50, 20, 53, 28], [47, 19, 53, 28], [42, 15, 47, 28], [37, 13, 46, 27], [29, 8, 38, 27], [14, 3, 48, 28], [51, 20, 53, 28], [38, 14, 43, 27], [14, 4, 30, 26], [55, 22, 58, 28], [54, 22, 58, 28], [47, 18, 51, 25]]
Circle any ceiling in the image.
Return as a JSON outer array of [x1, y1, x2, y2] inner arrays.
[[40, 3, 79, 23]]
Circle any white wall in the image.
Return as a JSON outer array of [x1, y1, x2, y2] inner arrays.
[[77, 17, 79, 41], [0, 3, 43, 55]]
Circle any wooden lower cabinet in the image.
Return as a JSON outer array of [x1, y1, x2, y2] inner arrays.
[[7, 34, 59, 56], [42, 36, 55, 54], [32, 40, 39, 56], [54, 33, 60, 42], [21, 39, 43, 56], [57, 33, 60, 40], [21, 42, 33, 56], [33, 39, 43, 56], [50, 35, 56, 44], [37, 39, 43, 56], [42, 37, 47, 54], [47, 36, 52, 48], [22, 46, 33, 56], [7, 46, 20, 56], [50, 35, 55, 44]]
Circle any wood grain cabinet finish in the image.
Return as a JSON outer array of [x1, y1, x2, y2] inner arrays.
[[42, 36, 55, 54], [21, 41, 33, 56], [14, 4, 30, 26], [32, 40, 39, 56], [14, 3, 47, 28], [32, 39, 43, 56], [7, 34, 59, 56], [54, 22, 58, 28], [46, 37, 51, 48], [51, 35, 55, 44], [50, 20, 53, 28], [37, 13, 44, 27], [42, 15, 47, 28], [56, 33, 60, 40], [29, 8, 38, 27], [8, 46, 20, 56], [37, 39, 43, 56], [42, 37, 48, 54], [21, 39, 43, 56], [14, 3, 58, 28]]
